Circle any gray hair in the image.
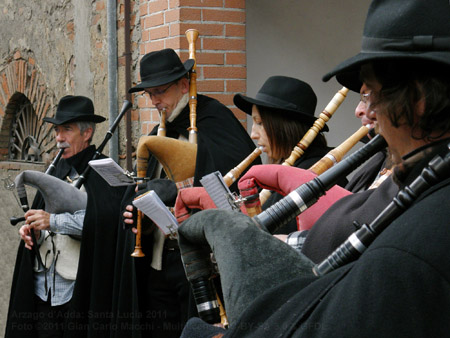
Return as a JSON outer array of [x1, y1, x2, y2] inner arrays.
[[75, 121, 96, 143]]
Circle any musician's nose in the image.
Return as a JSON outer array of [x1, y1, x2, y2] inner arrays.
[[250, 126, 259, 140], [354, 101, 366, 119], [55, 131, 65, 142], [151, 96, 161, 106]]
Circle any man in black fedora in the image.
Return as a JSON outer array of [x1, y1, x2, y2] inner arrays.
[[5, 95, 127, 338], [115, 48, 260, 337], [175, 0, 450, 337]]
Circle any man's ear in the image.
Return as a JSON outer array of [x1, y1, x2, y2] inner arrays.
[[83, 127, 94, 143], [180, 77, 190, 95], [416, 97, 426, 117]]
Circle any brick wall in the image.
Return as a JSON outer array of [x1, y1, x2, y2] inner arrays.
[[131, 0, 247, 135], [0, 51, 56, 162]]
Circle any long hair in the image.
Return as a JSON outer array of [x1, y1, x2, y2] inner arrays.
[[257, 105, 327, 163], [361, 59, 450, 141]]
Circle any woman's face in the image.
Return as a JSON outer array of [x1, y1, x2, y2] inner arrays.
[[250, 105, 274, 159]]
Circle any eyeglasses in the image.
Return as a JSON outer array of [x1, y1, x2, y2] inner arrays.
[[360, 92, 371, 105], [146, 82, 176, 99]]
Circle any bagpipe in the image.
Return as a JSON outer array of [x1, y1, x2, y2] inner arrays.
[[131, 29, 200, 258], [8, 100, 132, 267], [177, 142, 450, 325], [175, 88, 383, 326]]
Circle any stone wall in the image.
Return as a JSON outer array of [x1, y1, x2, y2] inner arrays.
[[0, 1, 111, 334], [0, 0, 248, 334]]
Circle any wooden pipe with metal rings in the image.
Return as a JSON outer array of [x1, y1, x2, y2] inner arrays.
[[309, 125, 369, 175], [186, 28, 199, 144]]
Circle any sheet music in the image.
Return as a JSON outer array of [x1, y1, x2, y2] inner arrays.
[[132, 190, 179, 236], [88, 158, 135, 186], [200, 171, 233, 210]]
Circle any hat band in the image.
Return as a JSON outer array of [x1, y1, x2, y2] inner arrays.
[[141, 65, 185, 82], [255, 93, 300, 111], [362, 35, 450, 53]]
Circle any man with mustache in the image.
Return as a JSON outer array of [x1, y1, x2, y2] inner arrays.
[[6, 95, 126, 338]]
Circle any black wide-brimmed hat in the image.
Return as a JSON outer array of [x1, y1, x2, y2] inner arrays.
[[234, 75, 327, 131], [323, 0, 450, 92], [129, 48, 195, 93], [43, 95, 105, 125]]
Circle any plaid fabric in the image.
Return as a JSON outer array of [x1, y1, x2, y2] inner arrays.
[[286, 230, 309, 253], [175, 176, 194, 190]]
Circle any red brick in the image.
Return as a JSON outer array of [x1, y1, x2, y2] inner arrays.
[[165, 37, 182, 50], [149, 0, 169, 13], [131, 109, 140, 121], [226, 52, 246, 65], [203, 38, 245, 51], [171, 23, 224, 37], [178, 0, 223, 7], [139, 3, 148, 16], [150, 109, 160, 123], [198, 80, 224, 93], [225, 0, 246, 9], [144, 13, 164, 29], [165, 9, 180, 23], [142, 29, 150, 42], [196, 52, 224, 65], [226, 79, 246, 92], [145, 40, 165, 54], [150, 26, 169, 40], [226, 24, 245, 37], [203, 66, 246, 79], [139, 43, 146, 56], [140, 109, 151, 121], [207, 93, 235, 106], [203, 9, 245, 23], [169, 0, 180, 9], [178, 8, 202, 21], [141, 124, 148, 135]]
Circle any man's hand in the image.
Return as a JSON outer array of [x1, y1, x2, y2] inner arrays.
[[20, 209, 50, 250], [24, 209, 50, 231], [123, 204, 139, 234]]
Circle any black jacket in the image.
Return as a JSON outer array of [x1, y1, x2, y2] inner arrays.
[[180, 138, 450, 337], [5, 146, 126, 338], [111, 94, 261, 337]]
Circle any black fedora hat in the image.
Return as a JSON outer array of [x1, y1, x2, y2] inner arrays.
[[234, 75, 327, 131], [323, 0, 450, 91], [43, 95, 105, 125], [129, 48, 195, 93]]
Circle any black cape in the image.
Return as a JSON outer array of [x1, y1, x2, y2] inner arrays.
[[181, 138, 450, 337], [301, 149, 397, 263], [5, 145, 126, 338], [110, 94, 261, 337]]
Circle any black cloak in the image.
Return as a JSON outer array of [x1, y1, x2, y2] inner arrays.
[[179, 138, 450, 337], [110, 94, 261, 337], [5, 145, 126, 338]]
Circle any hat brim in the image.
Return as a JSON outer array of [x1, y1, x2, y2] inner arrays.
[[43, 114, 106, 125], [234, 93, 329, 132], [128, 59, 195, 93], [323, 51, 450, 91]]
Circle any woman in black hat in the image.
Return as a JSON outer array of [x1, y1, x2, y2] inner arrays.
[[235, 75, 346, 234]]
